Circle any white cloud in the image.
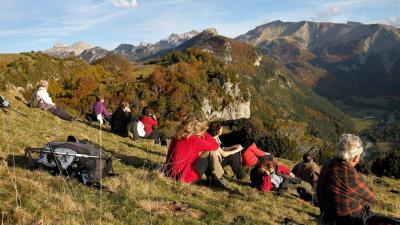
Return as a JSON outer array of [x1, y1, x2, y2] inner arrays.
[[312, 4, 343, 21], [384, 16, 400, 28], [109, 0, 138, 8]]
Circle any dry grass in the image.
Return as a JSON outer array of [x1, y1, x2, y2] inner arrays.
[[0, 54, 26, 64], [1, 91, 399, 225]]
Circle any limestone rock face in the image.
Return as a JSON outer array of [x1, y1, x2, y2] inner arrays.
[[202, 82, 250, 121], [44, 41, 95, 58], [79, 47, 109, 63]]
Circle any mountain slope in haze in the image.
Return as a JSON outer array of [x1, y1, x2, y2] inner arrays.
[[148, 28, 355, 143], [112, 30, 199, 62], [78, 46, 109, 63], [237, 20, 400, 102], [43, 41, 95, 58]]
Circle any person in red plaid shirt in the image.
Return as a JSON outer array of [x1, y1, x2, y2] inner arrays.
[[317, 134, 400, 225]]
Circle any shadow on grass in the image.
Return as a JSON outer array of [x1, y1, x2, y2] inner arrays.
[[116, 153, 164, 172], [121, 141, 166, 157], [78, 119, 113, 133]]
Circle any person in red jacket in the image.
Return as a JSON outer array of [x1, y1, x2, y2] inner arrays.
[[219, 124, 272, 167], [165, 115, 227, 189], [140, 107, 167, 146], [251, 161, 313, 199]]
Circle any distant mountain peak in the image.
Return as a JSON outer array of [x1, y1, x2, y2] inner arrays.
[[202, 28, 219, 36], [44, 41, 95, 58], [53, 42, 68, 48]]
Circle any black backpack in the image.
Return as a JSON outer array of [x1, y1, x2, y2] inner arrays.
[[25, 136, 115, 186]]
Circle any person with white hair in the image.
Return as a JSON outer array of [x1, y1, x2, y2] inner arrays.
[[317, 134, 400, 225], [29, 80, 75, 121]]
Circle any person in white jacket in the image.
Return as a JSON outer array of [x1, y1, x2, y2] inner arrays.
[[29, 80, 75, 121]]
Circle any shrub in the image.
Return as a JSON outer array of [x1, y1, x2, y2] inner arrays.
[[371, 148, 400, 178]]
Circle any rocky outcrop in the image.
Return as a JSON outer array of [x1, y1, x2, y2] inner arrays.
[[79, 47, 109, 63], [44, 41, 95, 58], [201, 81, 250, 121]]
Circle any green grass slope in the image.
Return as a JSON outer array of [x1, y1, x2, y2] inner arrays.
[[1, 91, 399, 225]]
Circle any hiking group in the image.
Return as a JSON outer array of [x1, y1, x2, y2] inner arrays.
[[26, 80, 399, 225], [29, 80, 167, 146]]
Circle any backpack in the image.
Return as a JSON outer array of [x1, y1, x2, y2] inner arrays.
[[28, 90, 39, 108], [25, 136, 115, 186]]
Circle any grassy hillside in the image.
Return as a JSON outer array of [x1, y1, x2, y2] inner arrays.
[[1, 91, 399, 225]]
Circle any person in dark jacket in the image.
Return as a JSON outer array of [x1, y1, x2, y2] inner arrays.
[[110, 100, 139, 139], [292, 152, 320, 190], [139, 107, 167, 146], [207, 122, 246, 179], [317, 134, 400, 225]]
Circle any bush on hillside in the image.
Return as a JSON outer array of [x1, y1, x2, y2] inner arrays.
[[371, 148, 400, 178]]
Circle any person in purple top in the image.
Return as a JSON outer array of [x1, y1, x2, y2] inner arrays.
[[92, 94, 111, 124]]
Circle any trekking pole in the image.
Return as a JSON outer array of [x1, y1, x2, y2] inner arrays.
[[25, 147, 110, 160], [7, 107, 28, 118]]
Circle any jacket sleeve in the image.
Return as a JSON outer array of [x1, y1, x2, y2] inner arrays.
[[194, 133, 220, 153], [252, 144, 267, 157], [278, 165, 292, 176], [102, 105, 111, 117], [150, 117, 158, 126], [354, 172, 376, 203], [259, 175, 273, 192]]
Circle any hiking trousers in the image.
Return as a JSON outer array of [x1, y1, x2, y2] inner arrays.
[[194, 151, 225, 179], [221, 152, 246, 179], [48, 107, 74, 121], [144, 128, 167, 146]]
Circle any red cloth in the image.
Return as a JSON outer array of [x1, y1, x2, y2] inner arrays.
[[165, 133, 219, 183], [259, 165, 292, 192], [242, 143, 267, 167], [140, 115, 158, 134]]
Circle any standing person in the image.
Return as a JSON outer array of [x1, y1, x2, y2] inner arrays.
[[140, 107, 167, 146], [292, 152, 320, 190], [317, 134, 400, 225], [207, 122, 246, 180], [165, 116, 227, 189], [110, 100, 139, 139], [92, 94, 111, 125], [29, 80, 75, 121]]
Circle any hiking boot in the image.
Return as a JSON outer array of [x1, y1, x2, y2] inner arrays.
[[210, 178, 229, 190]]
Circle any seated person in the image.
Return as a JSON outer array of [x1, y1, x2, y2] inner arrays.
[[219, 125, 272, 167], [91, 94, 111, 125], [110, 100, 139, 138], [29, 80, 75, 121], [165, 116, 227, 189], [139, 107, 167, 146], [207, 122, 246, 179], [317, 134, 400, 225], [292, 152, 320, 189], [250, 160, 313, 198]]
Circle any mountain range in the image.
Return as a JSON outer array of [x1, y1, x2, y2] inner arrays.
[[237, 20, 400, 102], [39, 20, 400, 131]]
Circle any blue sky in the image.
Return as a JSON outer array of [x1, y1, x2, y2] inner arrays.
[[0, 0, 399, 53]]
